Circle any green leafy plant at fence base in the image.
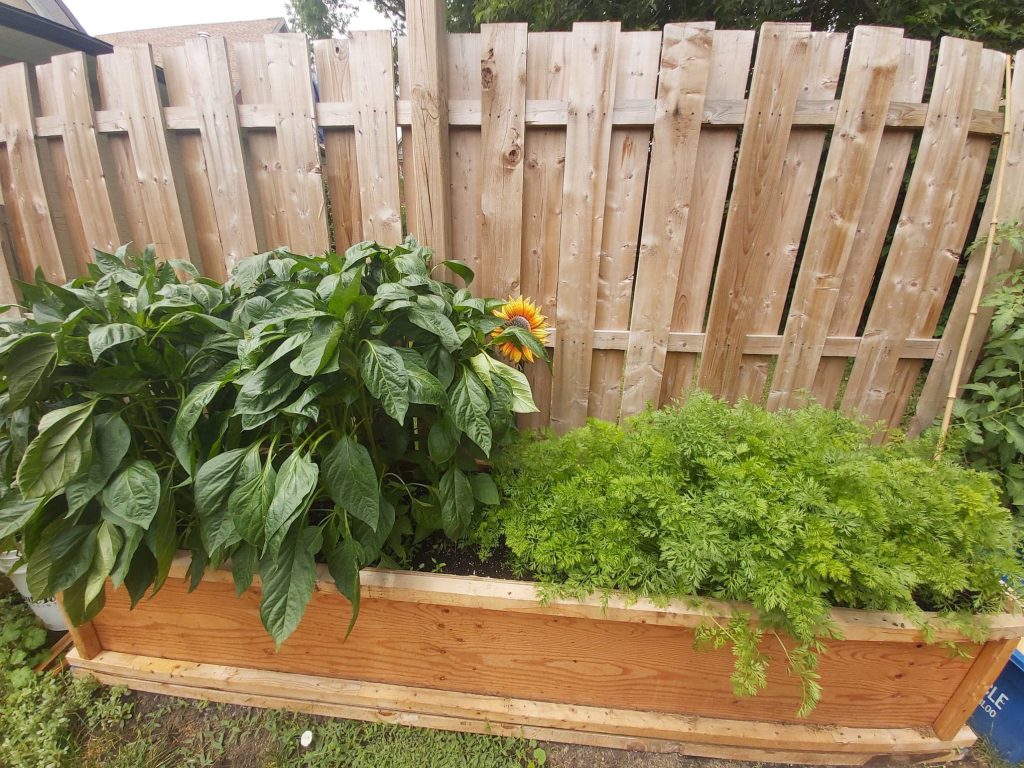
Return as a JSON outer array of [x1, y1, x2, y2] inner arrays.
[[0, 239, 545, 648], [954, 221, 1024, 517], [0, 592, 132, 767], [480, 393, 1023, 716]]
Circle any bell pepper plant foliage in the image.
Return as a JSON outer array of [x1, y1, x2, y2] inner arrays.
[[480, 394, 1023, 716], [0, 241, 546, 647]]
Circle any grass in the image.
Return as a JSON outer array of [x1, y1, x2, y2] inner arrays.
[[78, 694, 545, 768]]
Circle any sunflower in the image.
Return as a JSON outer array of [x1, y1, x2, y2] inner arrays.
[[492, 296, 549, 364]]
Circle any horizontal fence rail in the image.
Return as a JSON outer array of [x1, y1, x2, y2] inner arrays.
[[1, 0, 1023, 435]]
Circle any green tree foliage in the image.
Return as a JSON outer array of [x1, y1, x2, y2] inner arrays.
[[288, 0, 1024, 49], [287, 0, 356, 38], [482, 394, 1022, 715], [0, 240, 540, 648]]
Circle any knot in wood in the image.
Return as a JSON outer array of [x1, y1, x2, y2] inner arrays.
[[481, 64, 495, 90]]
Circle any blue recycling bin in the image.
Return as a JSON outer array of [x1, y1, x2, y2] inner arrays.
[[969, 648, 1024, 763]]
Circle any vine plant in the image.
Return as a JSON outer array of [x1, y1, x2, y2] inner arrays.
[[0, 239, 546, 646]]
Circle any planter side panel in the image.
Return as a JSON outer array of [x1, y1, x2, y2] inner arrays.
[[92, 577, 976, 729]]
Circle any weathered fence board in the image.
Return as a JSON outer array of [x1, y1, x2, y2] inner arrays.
[[768, 27, 904, 411], [349, 31, 402, 246], [0, 63, 65, 282], [841, 38, 987, 425], [47, 52, 120, 260], [550, 22, 619, 433], [589, 29, 661, 422], [697, 23, 812, 401], [519, 31, 570, 429], [658, 30, 755, 405], [478, 23, 527, 301], [620, 24, 713, 417], [182, 36, 259, 275], [912, 49, 1024, 435], [2, 15, 1022, 434]]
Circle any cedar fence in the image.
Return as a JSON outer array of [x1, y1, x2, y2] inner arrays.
[[1, 0, 1023, 435]]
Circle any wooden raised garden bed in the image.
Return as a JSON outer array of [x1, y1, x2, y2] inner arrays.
[[64, 554, 1024, 765]]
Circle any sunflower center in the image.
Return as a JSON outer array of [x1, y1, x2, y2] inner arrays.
[[510, 315, 532, 330]]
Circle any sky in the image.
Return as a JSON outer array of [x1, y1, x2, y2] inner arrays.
[[64, 0, 390, 36]]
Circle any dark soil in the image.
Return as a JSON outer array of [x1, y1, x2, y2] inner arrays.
[[405, 533, 531, 580]]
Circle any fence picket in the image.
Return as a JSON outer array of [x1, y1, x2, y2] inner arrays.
[[446, 34, 482, 281], [841, 37, 986, 426], [658, 30, 755, 404], [160, 46, 221, 278], [235, 42, 286, 251], [879, 48, 1005, 428], [697, 23, 812, 402], [588, 30, 663, 422], [265, 34, 329, 254], [811, 39, 931, 409], [550, 22, 620, 433], [94, 54, 150, 254], [111, 44, 192, 263], [768, 26, 904, 411], [519, 31, 571, 429], [313, 39, 362, 251], [0, 18, 1017, 434], [35, 62, 91, 275], [0, 63, 65, 282], [619, 24, 713, 417], [48, 52, 120, 259], [911, 48, 1024, 435], [348, 31, 402, 245], [407, 0, 454, 262], [732, 30, 846, 403], [478, 23, 528, 299], [184, 35, 258, 274]]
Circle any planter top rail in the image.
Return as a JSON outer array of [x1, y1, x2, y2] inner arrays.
[[1, 1, 1023, 433], [164, 553, 1024, 645]]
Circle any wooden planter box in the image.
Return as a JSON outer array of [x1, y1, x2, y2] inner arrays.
[[66, 554, 1024, 765]]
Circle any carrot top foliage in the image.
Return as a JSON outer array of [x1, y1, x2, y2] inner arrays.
[[482, 394, 1022, 715]]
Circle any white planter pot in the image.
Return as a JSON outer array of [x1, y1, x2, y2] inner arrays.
[[0, 551, 67, 631]]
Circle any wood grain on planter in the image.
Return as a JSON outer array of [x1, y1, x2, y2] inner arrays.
[[63, 554, 1024, 763]]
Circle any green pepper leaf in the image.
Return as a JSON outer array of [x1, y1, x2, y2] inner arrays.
[[5, 333, 56, 410], [17, 400, 97, 499], [450, 371, 492, 455], [101, 460, 161, 530], [88, 323, 146, 361], [195, 448, 249, 554], [407, 307, 461, 352], [469, 472, 500, 505], [264, 450, 319, 557], [438, 467, 475, 538], [230, 446, 277, 545], [259, 524, 322, 648], [359, 340, 409, 424], [322, 435, 379, 531]]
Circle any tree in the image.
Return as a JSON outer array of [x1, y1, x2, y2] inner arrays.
[[286, 0, 356, 38], [287, 0, 1024, 50]]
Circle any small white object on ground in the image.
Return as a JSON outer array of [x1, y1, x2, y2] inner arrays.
[[300, 730, 313, 748]]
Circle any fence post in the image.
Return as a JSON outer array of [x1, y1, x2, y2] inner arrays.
[[406, 0, 453, 262]]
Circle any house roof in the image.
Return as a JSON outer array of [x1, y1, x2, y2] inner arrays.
[[0, 2, 113, 66], [98, 17, 289, 89]]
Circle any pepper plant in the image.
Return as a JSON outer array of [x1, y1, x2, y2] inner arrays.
[[0, 239, 544, 646]]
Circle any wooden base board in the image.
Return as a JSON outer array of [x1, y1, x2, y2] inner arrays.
[[68, 649, 974, 766]]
